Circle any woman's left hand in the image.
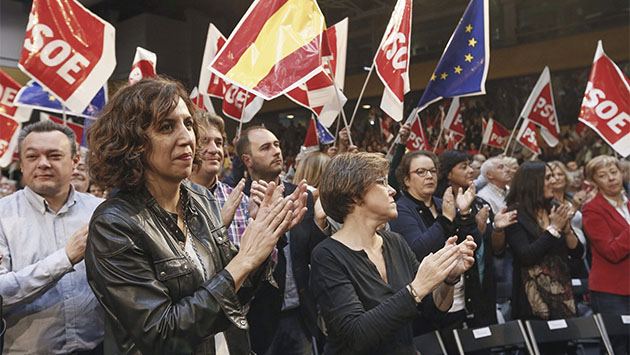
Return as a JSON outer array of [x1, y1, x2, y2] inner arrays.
[[455, 182, 476, 213], [447, 235, 477, 280], [494, 207, 518, 230]]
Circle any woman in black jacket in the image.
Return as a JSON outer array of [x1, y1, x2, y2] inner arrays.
[[85, 77, 307, 354], [505, 161, 583, 353]]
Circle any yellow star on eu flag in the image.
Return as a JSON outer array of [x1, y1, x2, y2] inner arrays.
[[48, 95, 56, 101], [468, 38, 477, 47], [430, 73, 437, 81], [454, 65, 463, 74], [440, 72, 448, 80], [464, 53, 474, 62], [465, 24, 473, 33]]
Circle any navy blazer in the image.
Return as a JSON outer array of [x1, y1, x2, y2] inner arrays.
[[390, 193, 479, 262]]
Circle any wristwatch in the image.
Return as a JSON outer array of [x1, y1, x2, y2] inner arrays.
[[407, 284, 422, 305], [546, 224, 561, 238]]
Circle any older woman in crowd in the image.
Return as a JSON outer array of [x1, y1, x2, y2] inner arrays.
[[310, 152, 476, 354], [582, 155, 629, 354], [85, 77, 307, 354]]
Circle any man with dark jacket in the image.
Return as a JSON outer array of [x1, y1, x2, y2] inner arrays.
[[236, 126, 327, 355]]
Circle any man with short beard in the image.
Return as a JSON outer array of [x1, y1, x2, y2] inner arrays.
[[0, 121, 104, 353], [236, 126, 326, 355]]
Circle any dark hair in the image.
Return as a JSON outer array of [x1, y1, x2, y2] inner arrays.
[[86, 76, 199, 191], [505, 161, 552, 223], [395, 150, 438, 193], [235, 125, 266, 158], [18, 120, 77, 159], [320, 152, 388, 223], [436, 149, 470, 196]]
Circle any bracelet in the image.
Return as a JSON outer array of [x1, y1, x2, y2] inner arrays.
[[407, 284, 422, 305], [492, 221, 504, 232], [444, 276, 460, 286], [546, 224, 561, 239]]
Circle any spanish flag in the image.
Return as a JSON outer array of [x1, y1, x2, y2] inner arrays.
[[209, 0, 326, 100]]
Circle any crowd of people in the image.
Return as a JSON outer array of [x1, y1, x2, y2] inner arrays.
[[0, 76, 629, 354]]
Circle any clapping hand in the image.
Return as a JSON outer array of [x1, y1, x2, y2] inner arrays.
[[455, 182, 476, 213]]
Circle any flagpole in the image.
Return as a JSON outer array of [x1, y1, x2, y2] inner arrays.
[[432, 109, 446, 153], [62, 106, 67, 126], [332, 116, 341, 146], [237, 118, 244, 139], [348, 62, 375, 129], [503, 116, 523, 154], [386, 107, 419, 150], [324, 58, 354, 146]]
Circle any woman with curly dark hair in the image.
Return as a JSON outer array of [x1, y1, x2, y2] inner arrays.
[[85, 76, 308, 354]]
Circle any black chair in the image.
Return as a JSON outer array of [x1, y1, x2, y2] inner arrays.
[[525, 315, 612, 355], [414, 330, 447, 355], [452, 319, 534, 355], [595, 313, 630, 354]]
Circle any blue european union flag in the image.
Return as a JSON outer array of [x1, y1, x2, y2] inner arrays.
[[416, 0, 489, 111], [14, 81, 107, 119], [316, 119, 335, 144]]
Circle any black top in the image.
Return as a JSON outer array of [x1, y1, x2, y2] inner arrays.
[[310, 230, 442, 354], [505, 210, 584, 320]]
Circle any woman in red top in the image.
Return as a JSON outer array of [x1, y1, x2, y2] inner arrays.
[[582, 155, 630, 354]]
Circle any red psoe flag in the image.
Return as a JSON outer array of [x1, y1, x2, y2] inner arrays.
[[210, 0, 326, 100], [443, 97, 466, 136], [380, 115, 394, 143], [0, 69, 33, 122], [303, 117, 319, 152], [222, 84, 264, 123], [18, 0, 116, 113], [481, 118, 510, 149], [579, 41, 630, 158], [407, 114, 429, 151], [190, 87, 215, 115], [519, 66, 560, 147], [374, 0, 412, 122], [128, 47, 157, 85], [515, 119, 541, 155], [200, 24, 227, 98], [0, 114, 20, 168]]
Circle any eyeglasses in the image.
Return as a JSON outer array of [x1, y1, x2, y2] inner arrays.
[[408, 168, 437, 177]]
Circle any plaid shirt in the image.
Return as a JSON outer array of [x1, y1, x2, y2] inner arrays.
[[212, 179, 250, 247]]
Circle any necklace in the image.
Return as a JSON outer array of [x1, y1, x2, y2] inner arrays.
[[179, 189, 209, 281]]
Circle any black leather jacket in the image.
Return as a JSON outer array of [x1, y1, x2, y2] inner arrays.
[[86, 180, 270, 354]]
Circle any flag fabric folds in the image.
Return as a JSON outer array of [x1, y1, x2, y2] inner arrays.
[[190, 87, 216, 115], [316, 119, 335, 144], [209, 0, 326, 100], [579, 41, 630, 158], [15, 80, 106, 118], [374, 0, 412, 122], [519, 66, 560, 147], [41, 112, 84, 146], [0, 114, 21, 168], [303, 117, 320, 152], [199, 24, 264, 122], [128, 47, 157, 85], [0, 70, 33, 122], [443, 97, 466, 137], [285, 18, 349, 128], [481, 118, 509, 149], [380, 115, 395, 143], [516, 119, 541, 155], [406, 113, 429, 151], [19, 0, 116, 113], [416, 0, 489, 112]]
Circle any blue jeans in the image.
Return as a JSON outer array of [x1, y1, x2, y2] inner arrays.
[[590, 290, 630, 355]]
